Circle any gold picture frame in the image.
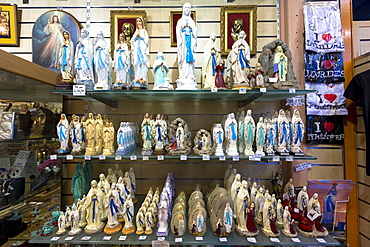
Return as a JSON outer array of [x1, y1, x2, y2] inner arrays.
[[0, 4, 19, 46], [110, 10, 147, 58], [170, 10, 196, 47], [220, 5, 257, 56]]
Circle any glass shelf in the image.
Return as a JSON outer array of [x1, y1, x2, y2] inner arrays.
[[0, 134, 57, 143]]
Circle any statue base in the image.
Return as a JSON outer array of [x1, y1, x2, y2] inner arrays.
[[94, 83, 110, 90], [193, 148, 213, 156], [255, 150, 265, 156], [131, 79, 148, 90], [77, 80, 94, 90], [104, 223, 122, 235], [297, 226, 328, 237], [156, 228, 169, 237], [144, 228, 153, 235], [56, 229, 66, 235], [117, 217, 125, 223], [271, 80, 299, 90], [57, 147, 70, 154], [153, 81, 174, 90], [102, 148, 113, 156], [95, 146, 103, 155], [85, 222, 105, 235], [282, 229, 297, 238], [78, 222, 87, 228], [262, 228, 280, 238], [214, 148, 224, 156], [154, 149, 165, 155], [122, 225, 136, 235], [71, 149, 82, 155], [291, 147, 304, 155], [231, 84, 252, 90], [113, 82, 128, 90], [167, 147, 191, 156], [226, 147, 238, 157], [266, 149, 275, 155], [56, 79, 74, 90], [69, 227, 82, 236], [236, 228, 259, 237], [176, 77, 197, 90], [116, 149, 128, 156], [141, 148, 153, 156], [136, 228, 144, 235], [244, 149, 255, 156], [85, 147, 97, 156]]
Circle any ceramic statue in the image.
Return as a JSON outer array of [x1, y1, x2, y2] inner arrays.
[[277, 109, 289, 154], [141, 113, 153, 155], [213, 123, 225, 156], [225, 113, 238, 156], [282, 206, 297, 237], [94, 31, 111, 90], [69, 204, 81, 235], [244, 109, 255, 156], [113, 33, 130, 89], [95, 114, 104, 154], [255, 116, 266, 156], [262, 194, 280, 237], [297, 186, 309, 214], [153, 52, 173, 90], [57, 113, 69, 154], [202, 33, 220, 89], [104, 183, 122, 234], [166, 117, 192, 155], [85, 180, 105, 234], [291, 109, 305, 154], [56, 212, 66, 235], [70, 115, 81, 154], [265, 118, 276, 155], [153, 114, 167, 155], [75, 28, 94, 90], [98, 173, 110, 220], [238, 111, 245, 154], [85, 113, 96, 155], [59, 31, 74, 83], [193, 129, 213, 155], [122, 194, 135, 234]]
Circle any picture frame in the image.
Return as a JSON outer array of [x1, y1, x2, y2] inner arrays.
[[0, 4, 19, 46], [220, 5, 257, 56], [170, 10, 196, 47], [110, 10, 147, 58]]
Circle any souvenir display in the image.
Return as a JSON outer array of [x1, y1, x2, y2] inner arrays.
[[212, 123, 225, 156], [113, 33, 130, 90], [166, 117, 192, 155], [141, 113, 153, 155], [57, 113, 69, 154], [56, 212, 66, 235], [193, 129, 212, 155], [85, 180, 105, 234], [305, 52, 344, 83], [277, 109, 289, 154], [202, 33, 220, 89], [243, 109, 255, 156], [75, 28, 94, 90], [171, 192, 186, 236], [104, 183, 122, 234], [58, 30, 74, 87], [116, 122, 139, 155], [0, 112, 15, 140], [69, 115, 81, 154], [255, 116, 266, 156], [237, 111, 245, 154], [153, 52, 173, 90], [176, 3, 198, 90], [153, 114, 168, 155], [224, 113, 238, 156], [156, 173, 175, 237], [227, 31, 251, 89], [188, 188, 207, 236], [131, 17, 150, 89]]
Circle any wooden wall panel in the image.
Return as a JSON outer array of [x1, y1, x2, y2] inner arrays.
[[358, 149, 366, 167], [359, 218, 370, 241], [360, 234, 370, 247], [356, 133, 366, 150]]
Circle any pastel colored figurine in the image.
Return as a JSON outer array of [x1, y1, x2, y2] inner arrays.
[[69, 204, 82, 236], [104, 183, 122, 234], [243, 109, 255, 156], [255, 116, 266, 156], [213, 123, 225, 156], [225, 113, 238, 156], [85, 180, 105, 234], [141, 113, 153, 155], [59, 31, 74, 83], [114, 33, 130, 89], [202, 33, 220, 89], [85, 113, 96, 156], [291, 109, 305, 154], [94, 31, 111, 90], [70, 114, 81, 155], [75, 28, 94, 89], [282, 206, 297, 237], [57, 113, 69, 154], [273, 45, 288, 82], [56, 212, 66, 235], [122, 194, 135, 234], [153, 52, 173, 90]]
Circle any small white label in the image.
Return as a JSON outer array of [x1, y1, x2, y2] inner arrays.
[[219, 237, 227, 242], [317, 238, 326, 243], [289, 88, 296, 94], [81, 236, 91, 241], [143, 156, 149, 161], [307, 209, 320, 221], [239, 88, 247, 94], [158, 237, 165, 241], [180, 155, 187, 161], [50, 237, 60, 241], [272, 156, 280, 162], [196, 236, 203, 241], [115, 155, 122, 160], [286, 156, 294, 161], [219, 155, 226, 161], [270, 238, 280, 242], [202, 155, 210, 161], [211, 87, 218, 92], [50, 155, 57, 160], [130, 155, 137, 160], [249, 155, 261, 161], [157, 155, 164, 161], [291, 238, 301, 243], [103, 236, 111, 240], [65, 237, 74, 241], [232, 156, 239, 161], [99, 155, 106, 160], [175, 238, 182, 242], [84, 155, 91, 160], [73, 84, 86, 96], [247, 237, 257, 243], [294, 208, 300, 213], [139, 235, 147, 240], [66, 155, 73, 160], [260, 87, 267, 93], [269, 77, 278, 83], [295, 162, 312, 172], [119, 236, 127, 241]]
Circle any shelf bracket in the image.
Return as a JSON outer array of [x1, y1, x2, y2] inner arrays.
[[238, 92, 264, 108], [87, 93, 118, 108]]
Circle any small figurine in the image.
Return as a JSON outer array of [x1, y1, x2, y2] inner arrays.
[[57, 113, 69, 154], [265, 118, 276, 155], [95, 114, 104, 154], [85, 180, 105, 234], [104, 183, 122, 234], [213, 123, 225, 156], [41, 220, 54, 236], [141, 113, 153, 155], [237, 111, 245, 154], [225, 113, 238, 156], [276, 199, 284, 227], [113, 33, 130, 90], [70, 115, 81, 155], [246, 202, 259, 235], [122, 194, 135, 234], [153, 52, 173, 90], [215, 60, 227, 89], [254, 62, 265, 88], [71, 162, 85, 204], [106, 168, 117, 184], [202, 33, 220, 89], [85, 113, 97, 156], [235, 180, 250, 235], [153, 114, 167, 155], [69, 204, 82, 236], [166, 117, 192, 155], [273, 45, 288, 82], [255, 116, 266, 156], [277, 109, 289, 154], [262, 194, 280, 237], [193, 129, 213, 155], [297, 186, 309, 214], [56, 211, 66, 235], [229, 174, 241, 201], [291, 109, 305, 155], [244, 109, 255, 156], [75, 28, 94, 90], [224, 202, 234, 235], [94, 31, 111, 90], [282, 206, 297, 237], [57, 30, 74, 89], [98, 173, 110, 220]]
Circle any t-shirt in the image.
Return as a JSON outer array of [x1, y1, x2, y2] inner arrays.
[[344, 69, 370, 176]]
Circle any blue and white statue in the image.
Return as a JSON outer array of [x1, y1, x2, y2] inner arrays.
[[114, 33, 130, 89], [213, 123, 224, 156], [244, 109, 255, 156], [277, 109, 289, 154], [255, 116, 266, 156], [153, 52, 173, 90], [291, 109, 304, 155], [94, 31, 111, 90], [225, 113, 238, 156], [75, 28, 94, 90], [57, 113, 69, 153]]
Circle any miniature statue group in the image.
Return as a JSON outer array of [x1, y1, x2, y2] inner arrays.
[[58, 2, 292, 91]]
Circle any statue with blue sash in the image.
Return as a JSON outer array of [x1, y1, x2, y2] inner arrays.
[[255, 116, 266, 156], [244, 109, 256, 156], [225, 113, 239, 156], [85, 180, 105, 234], [75, 28, 94, 90], [153, 52, 173, 90], [291, 109, 305, 155], [202, 33, 220, 89], [277, 109, 289, 154], [213, 123, 225, 156], [94, 31, 111, 90], [57, 113, 69, 153], [114, 33, 130, 90], [141, 113, 153, 155], [58, 31, 74, 88], [104, 183, 122, 234]]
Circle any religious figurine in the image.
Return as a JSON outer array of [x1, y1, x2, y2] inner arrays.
[[283, 178, 295, 203], [131, 17, 149, 89], [323, 183, 338, 224], [141, 113, 153, 155], [144, 208, 154, 234], [75, 28, 94, 90], [262, 194, 280, 237], [265, 118, 276, 155], [114, 164, 123, 179], [116, 122, 127, 155], [57, 113, 69, 154], [255, 116, 266, 156], [51, 208, 61, 226], [65, 206, 72, 228], [277, 109, 289, 154], [254, 62, 265, 88], [28, 102, 46, 138], [176, 3, 198, 90], [85, 180, 105, 234], [244, 109, 255, 156], [153, 114, 167, 155], [282, 206, 297, 237], [285, 110, 292, 152], [254, 187, 265, 225], [223, 202, 233, 235], [94, 31, 111, 90], [116, 177, 126, 220], [213, 123, 225, 156], [229, 174, 241, 202], [98, 173, 110, 220], [227, 168, 237, 193], [291, 109, 305, 155], [153, 52, 173, 90], [297, 186, 309, 215], [193, 129, 213, 155], [273, 45, 288, 82], [272, 111, 279, 150], [80, 116, 87, 151], [122, 22, 135, 46], [235, 180, 250, 235], [70, 115, 81, 155], [102, 122, 113, 156], [166, 117, 192, 155], [56, 212, 66, 235], [250, 182, 258, 204], [106, 168, 117, 185], [246, 202, 259, 235], [104, 183, 122, 234], [41, 221, 54, 236], [77, 196, 87, 228], [227, 31, 251, 89], [114, 33, 130, 90], [95, 114, 104, 154], [202, 33, 220, 89], [231, 18, 244, 42], [237, 111, 245, 154], [224, 164, 233, 189], [276, 199, 284, 227], [215, 60, 227, 88], [122, 194, 135, 234], [128, 168, 137, 203], [123, 171, 134, 202], [58, 31, 74, 89], [225, 113, 238, 156], [136, 207, 146, 234], [85, 113, 96, 155], [69, 204, 81, 236], [71, 163, 85, 204]]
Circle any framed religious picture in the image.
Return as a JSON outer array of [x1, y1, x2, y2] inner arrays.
[[110, 10, 147, 58], [220, 5, 257, 56], [0, 4, 19, 46], [32, 10, 82, 73], [170, 10, 196, 47]]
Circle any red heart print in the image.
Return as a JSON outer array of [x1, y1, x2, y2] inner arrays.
[[322, 60, 335, 70], [323, 122, 335, 132], [324, 93, 337, 103], [322, 33, 333, 42]]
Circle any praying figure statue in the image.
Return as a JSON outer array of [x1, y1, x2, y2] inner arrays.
[[153, 51, 173, 90], [94, 31, 111, 90], [255, 116, 266, 156], [114, 33, 130, 89], [141, 113, 153, 155], [75, 28, 94, 89], [225, 113, 238, 156], [277, 109, 289, 154], [59, 31, 74, 82], [273, 45, 288, 82], [57, 113, 69, 154], [243, 109, 255, 156], [291, 109, 304, 154], [85, 180, 105, 234], [202, 33, 220, 89], [213, 123, 225, 156]]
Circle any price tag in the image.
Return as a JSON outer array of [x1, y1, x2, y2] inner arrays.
[[158, 237, 165, 241], [239, 88, 247, 94], [66, 155, 73, 160], [180, 155, 187, 161], [307, 209, 320, 221], [270, 238, 280, 243], [272, 156, 280, 162], [50, 155, 57, 160], [130, 155, 137, 161], [99, 155, 106, 160], [260, 87, 267, 93], [81, 236, 91, 241], [316, 238, 326, 243], [295, 162, 312, 172], [232, 156, 239, 161], [202, 155, 210, 161], [286, 156, 294, 161], [157, 155, 164, 161], [196, 236, 203, 241], [219, 237, 227, 242], [289, 88, 296, 94], [294, 208, 300, 213], [84, 155, 91, 160], [175, 238, 182, 242], [219, 155, 226, 161], [50, 237, 60, 241], [73, 84, 86, 96], [119, 236, 127, 241], [269, 77, 278, 83], [139, 235, 147, 240], [65, 237, 74, 241], [103, 236, 112, 240], [291, 238, 301, 243], [247, 237, 257, 243], [143, 156, 149, 161], [211, 87, 218, 92], [249, 155, 261, 161], [115, 155, 122, 160]]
